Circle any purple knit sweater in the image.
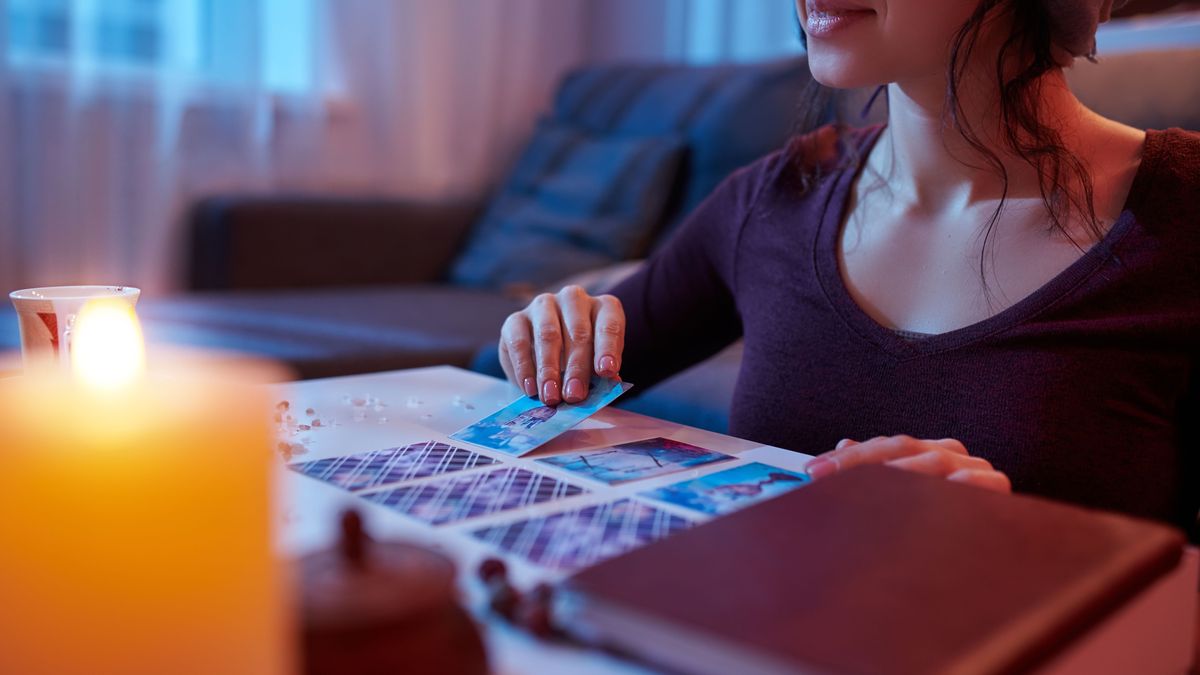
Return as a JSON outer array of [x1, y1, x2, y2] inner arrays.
[[611, 124, 1200, 530]]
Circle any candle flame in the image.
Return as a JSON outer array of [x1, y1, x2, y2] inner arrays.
[[71, 300, 146, 391]]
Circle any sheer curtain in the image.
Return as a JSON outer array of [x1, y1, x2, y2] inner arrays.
[[0, 0, 587, 294], [314, 0, 587, 198], [1, 0, 288, 294]]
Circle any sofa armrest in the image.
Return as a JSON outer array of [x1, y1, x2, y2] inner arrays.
[[186, 195, 483, 291]]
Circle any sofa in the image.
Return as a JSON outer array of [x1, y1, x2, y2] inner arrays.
[[161, 56, 827, 432], [4, 35, 1198, 435], [4, 57, 826, 408]]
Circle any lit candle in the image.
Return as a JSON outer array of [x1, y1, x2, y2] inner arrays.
[[0, 300, 292, 675]]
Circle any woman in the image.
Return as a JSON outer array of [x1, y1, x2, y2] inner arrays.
[[497, 0, 1200, 532]]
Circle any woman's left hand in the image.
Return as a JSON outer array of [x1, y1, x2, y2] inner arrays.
[[804, 435, 1011, 494]]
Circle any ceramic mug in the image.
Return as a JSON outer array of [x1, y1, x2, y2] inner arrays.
[[8, 286, 141, 370]]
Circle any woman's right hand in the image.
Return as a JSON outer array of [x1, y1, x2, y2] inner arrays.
[[498, 285, 625, 406]]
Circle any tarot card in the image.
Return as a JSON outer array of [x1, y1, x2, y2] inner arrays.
[[288, 440, 497, 492], [640, 462, 810, 515], [450, 376, 632, 456], [472, 499, 694, 572], [536, 437, 734, 485], [364, 466, 587, 526]]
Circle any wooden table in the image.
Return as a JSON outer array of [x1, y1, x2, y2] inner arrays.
[[2, 360, 1192, 672], [275, 365, 815, 675], [275, 366, 1200, 675]]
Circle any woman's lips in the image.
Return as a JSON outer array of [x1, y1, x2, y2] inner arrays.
[[805, 5, 874, 38]]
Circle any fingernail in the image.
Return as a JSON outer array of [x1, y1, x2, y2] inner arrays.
[[523, 377, 537, 398], [542, 379, 560, 404], [599, 355, 616, 375], [565, 378, 584, 402], [835, 438, 853, 450], [806, 457, 836, 479]]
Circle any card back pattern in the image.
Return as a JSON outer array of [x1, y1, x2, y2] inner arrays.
[[472, 498, 695, 571], [289, 440, 498, 492], [365, 466, 588, 526]]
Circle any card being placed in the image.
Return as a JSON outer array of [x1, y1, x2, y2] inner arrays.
[[537, 436, 734, 485], [640, 462, 810, 515], [472, 498, 694, 572], [288, 440, 498, 492], [450, 376, 632, 456], [364, 466, 588, 526]]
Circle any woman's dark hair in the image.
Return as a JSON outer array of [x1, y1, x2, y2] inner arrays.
[[789, 0, 1104, 297]]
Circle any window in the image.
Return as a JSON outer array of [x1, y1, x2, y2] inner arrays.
[[5, 0, 318, 94]]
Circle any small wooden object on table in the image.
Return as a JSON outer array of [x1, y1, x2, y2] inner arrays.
[[300, 510, 487, 675]]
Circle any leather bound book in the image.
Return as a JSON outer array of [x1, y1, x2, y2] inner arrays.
[[554, 465, 1186, 675]]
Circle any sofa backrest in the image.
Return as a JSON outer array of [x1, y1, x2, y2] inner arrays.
[[1066, 47, 1200, 132], [549, 57, 816, 250], [452, 42, 1200, 290], [447, 56, 821, 289]]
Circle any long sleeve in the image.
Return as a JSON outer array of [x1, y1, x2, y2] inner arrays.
[[610, 151, 785, 391]]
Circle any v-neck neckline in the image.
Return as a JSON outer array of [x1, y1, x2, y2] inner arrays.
[[814, 124, 1158, 360]]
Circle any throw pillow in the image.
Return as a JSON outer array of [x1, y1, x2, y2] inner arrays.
[[449, 122, 683, 288]]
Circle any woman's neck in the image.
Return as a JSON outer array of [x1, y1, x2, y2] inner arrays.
[[874, 68, 1093, 216]]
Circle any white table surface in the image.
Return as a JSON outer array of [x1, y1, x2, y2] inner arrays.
[[273, 365, 815, 675]]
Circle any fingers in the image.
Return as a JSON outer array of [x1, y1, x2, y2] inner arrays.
[[592, 294, 625, 379], [948, 468, 1012, 494], [805, 435, 1011, 494], [527, 293, 565, 406], [500, 313, 537, 397], [885, 450, 993, 477], [812, 435, 925, 475], [499, 339, 515, 383], [502, 287, 626, 406], [558, 286, 595, 404], [929, 438, 968, 456]]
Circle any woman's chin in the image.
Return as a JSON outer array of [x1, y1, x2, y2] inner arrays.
[[807, 55, 886, 90]]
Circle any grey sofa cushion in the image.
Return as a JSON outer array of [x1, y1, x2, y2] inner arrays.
[[616, 342, 743, 435], [2, 286, 523, 381], [133, 287, 522, 380], [449, 122, 684, 288], [542, 259, 645, 296]]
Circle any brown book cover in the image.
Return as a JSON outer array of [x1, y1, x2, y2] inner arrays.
[[556, 465, 1185, 675]]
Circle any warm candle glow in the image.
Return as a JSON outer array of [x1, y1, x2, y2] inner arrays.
[[70, 299, 146, 391], [0, 346, 292, 674]]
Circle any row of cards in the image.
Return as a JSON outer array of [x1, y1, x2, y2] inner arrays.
[[290, 438, 809, 571], [290, 376, 806, 571]]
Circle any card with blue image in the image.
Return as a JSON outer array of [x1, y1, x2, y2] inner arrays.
[[640, 462, 810, 515], [450, 376, 631, 456], [538, 437, 734, 485]]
